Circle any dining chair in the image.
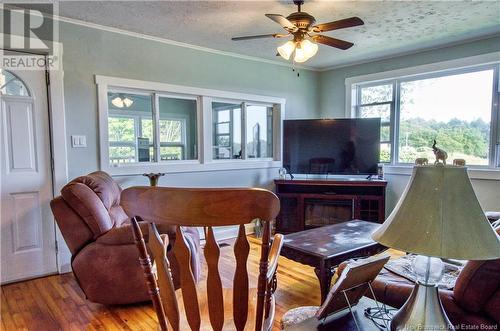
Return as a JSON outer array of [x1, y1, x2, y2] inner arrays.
[[122, 187, 283, 331]]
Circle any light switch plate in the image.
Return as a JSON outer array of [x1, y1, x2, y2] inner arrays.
[[71, 135, 87, 148]]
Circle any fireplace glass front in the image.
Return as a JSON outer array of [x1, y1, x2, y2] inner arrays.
[[304, 199, 353, 228]]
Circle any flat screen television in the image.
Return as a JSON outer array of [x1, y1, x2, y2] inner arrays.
[[283, 118, 381, 176]]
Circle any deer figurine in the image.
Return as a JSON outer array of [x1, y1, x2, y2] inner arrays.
[[432, 140, 448, 165]]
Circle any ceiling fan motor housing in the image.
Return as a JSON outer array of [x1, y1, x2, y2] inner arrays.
[[287, 11, 316, 31]]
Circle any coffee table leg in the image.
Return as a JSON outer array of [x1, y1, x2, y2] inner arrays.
[[314, 263, 333, 304]]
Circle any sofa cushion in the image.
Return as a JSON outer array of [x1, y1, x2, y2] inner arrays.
[[61, 171, 128, 237], [61, 182, 114, 237], [72, 171, 122, 210], [453, 258, 500, 313]]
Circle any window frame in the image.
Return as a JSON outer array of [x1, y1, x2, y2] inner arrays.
[[346, 55, 500, 172], [96, 75, 285, 175], [212, 101, 242, 160], [355, 81, 396, 163], [245, 102, 275, 160], [211, 99, 275, 161]]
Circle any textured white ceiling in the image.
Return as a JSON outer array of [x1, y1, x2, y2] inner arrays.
[[57, 1, 500, 69]]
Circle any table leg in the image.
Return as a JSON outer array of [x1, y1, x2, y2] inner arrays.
[[314, 262, 333, 304]]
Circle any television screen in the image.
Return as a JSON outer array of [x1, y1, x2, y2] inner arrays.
[[283, 118, 381, 175]]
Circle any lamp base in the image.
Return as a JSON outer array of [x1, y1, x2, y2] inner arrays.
[[390, 282, 454, 331]]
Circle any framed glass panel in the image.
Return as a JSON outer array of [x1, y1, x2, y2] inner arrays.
[[160, 146, 183, 161], [380, 143, 391, 163], [398, 69, 493, 165], [109, 146, 135, 164], [212, 102, 242, 159], [359, 104, 391, 123], [107, 92, 154, 164], [158, 96, 197, 160], [108, 117, 135, 143], [160, 120, 182, 143], [360, 84, 393, 104], [359, 103, 391, 162], [0, 69, 30, 96], [246, 105, 273, 158], [381, 125, 390, 142], [216, 122, 230, 134]]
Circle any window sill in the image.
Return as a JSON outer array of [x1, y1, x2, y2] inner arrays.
[[105, 160, 282, 176], [383, 165, 500, 180]]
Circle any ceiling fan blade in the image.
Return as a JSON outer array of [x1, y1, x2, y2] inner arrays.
[[313, 17, 364, 33], [231, 34, 279, 41], [311, 35, 354, 50], [265, 14, 298, 32]]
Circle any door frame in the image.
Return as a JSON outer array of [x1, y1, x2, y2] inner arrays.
[[2, 40, 70, 273]]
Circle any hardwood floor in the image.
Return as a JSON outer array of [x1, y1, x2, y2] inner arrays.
[[1, 236, 392, 330]]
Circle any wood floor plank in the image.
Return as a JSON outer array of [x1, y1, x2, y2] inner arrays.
[[0, 236, 394, 330]]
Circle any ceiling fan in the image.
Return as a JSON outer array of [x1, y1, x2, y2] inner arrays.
[[231, 0, 364, 63]]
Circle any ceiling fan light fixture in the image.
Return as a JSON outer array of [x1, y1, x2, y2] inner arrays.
[[111, 96, 124, 108], [111, 95, 134, 108], [293, 46, 308, 63], [300, 39, 318, 58], [122, 97, 134, 108], [293, 39, 318, 63], [277, 40, 296, 60]]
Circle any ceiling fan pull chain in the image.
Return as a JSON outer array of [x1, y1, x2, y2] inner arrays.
[[291, 62, 300, 77]]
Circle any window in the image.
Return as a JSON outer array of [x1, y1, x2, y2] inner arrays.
[[357, 84, 393, 163], [0, 69, 30, 96], [97, 75, 284, 175], [106, 91, 197, 166], [212, 102, 274, 160], [246, 105, 273, 159], [107, 92, 154, 164], [353, 65, 499, 167], [213, 102, 242, 159], [158, 96, 197, 161]]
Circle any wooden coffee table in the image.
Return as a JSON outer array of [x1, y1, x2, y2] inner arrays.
[[280, 220, 387, 303]]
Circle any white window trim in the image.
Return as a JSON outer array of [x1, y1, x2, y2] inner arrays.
[[96, 75, 285, 175], [344, 52, 500, 180]]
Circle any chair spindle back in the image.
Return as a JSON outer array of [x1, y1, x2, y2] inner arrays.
[[125, 187, 281, 331]]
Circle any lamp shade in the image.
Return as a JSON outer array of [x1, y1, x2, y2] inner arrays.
[[372, 165, 500, 260]]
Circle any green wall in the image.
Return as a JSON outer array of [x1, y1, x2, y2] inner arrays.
[[318, 35, 500, 118], [57, 21, 320, 179]]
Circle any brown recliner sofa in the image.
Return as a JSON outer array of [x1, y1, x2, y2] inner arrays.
[[50, 171, 201, 305]]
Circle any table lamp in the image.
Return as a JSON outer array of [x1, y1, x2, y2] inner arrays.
[[372, 163, 500, 330]]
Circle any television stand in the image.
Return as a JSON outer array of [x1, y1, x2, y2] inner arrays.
[[274, 178, 387, 234]]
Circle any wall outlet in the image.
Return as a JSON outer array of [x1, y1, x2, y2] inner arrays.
[[71, 135, 87, 148]]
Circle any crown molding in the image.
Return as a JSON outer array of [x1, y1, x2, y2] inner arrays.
[[49, 14, 318, 72]]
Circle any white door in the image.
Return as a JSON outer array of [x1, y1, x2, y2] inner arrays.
[[0, 64, 57, 283]]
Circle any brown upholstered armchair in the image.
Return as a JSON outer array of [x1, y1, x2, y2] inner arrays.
[[50, 171, 201, 305]]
